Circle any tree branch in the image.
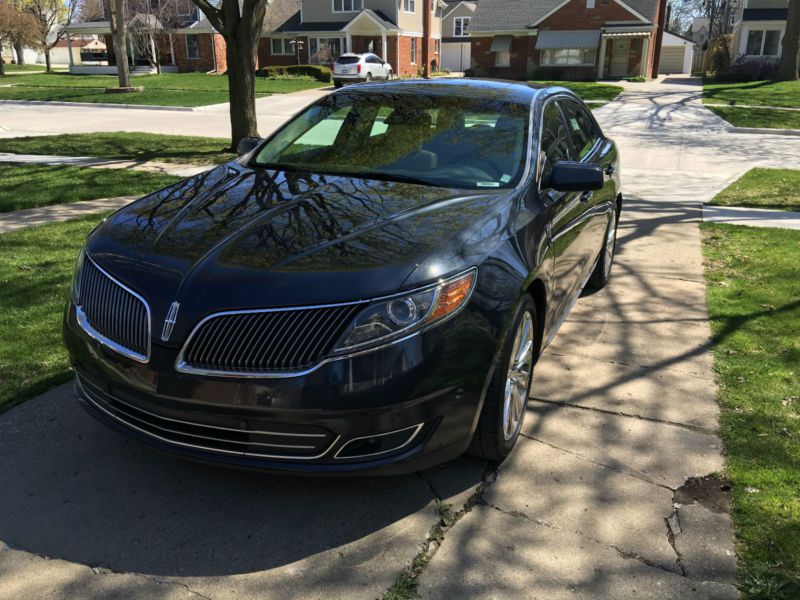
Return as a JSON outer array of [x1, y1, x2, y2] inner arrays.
[[191, 0, 225, 33]]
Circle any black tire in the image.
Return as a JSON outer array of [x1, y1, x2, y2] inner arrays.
[[334, 81, 343, 89], [365, 72, 373, 82], [386, 70, 393, 80], [587, 200, 620, 291], [469, 295, 537, 461]]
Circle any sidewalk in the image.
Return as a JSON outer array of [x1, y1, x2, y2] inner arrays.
[[0, 196, 135, 234], [0, 152, 209, 178], [703, 204, 800, 230]]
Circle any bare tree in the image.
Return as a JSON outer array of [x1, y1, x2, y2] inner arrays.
[[105, 0, 131, 87], [776, 0, 799, 80], [25, 0, 80, 72], [127, 0, 183, 73], [189, 0, 270, 150]]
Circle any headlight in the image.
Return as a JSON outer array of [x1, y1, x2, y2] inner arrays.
[[71, 248, 86, 303], [334, 268, 477, 353]]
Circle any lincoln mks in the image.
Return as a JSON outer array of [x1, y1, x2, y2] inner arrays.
[[64, 79, 621, 474]]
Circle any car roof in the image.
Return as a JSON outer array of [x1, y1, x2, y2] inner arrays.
[[334, 78, 567, 105], [337, 53, 370, 59]]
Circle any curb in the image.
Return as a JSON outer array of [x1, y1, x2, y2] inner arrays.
[[0, 99, 202, 112], [729, 126, 800, 137]]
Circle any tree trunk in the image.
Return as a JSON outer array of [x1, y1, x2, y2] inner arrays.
[[13, 42, 25, 67], [45, 49, 52, 73], [107, 0, 131, 88], [0, 48, 5, 76], [226, 35, 259, 150], [776, 0, 800, 81]]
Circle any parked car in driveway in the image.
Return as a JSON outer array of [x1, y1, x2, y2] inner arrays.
[[64, 79, 622, 474], [333, 52, 393, 87]]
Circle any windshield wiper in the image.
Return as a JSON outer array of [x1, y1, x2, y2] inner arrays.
[[333, 170, 434, 187]]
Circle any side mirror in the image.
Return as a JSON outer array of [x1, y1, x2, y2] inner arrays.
[[237, 137, 261, 156], [547, 161, 604, 192]]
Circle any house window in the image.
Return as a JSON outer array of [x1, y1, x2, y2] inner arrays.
[[186, 35, 200, 60], [309, 37, 343, 64], [541, 48, 596, 66], [410, 38, 417, 64], [495, 50, 511, 67], [403, 0, 416, 13], [745, 29, 782, 56], [333, 0, 363, 12], [586, 0, 595, 7], [454, 17, 470, 37], [434, 39, 440, 54], [271, 38, 292, 55]]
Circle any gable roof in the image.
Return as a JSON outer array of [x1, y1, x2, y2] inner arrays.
[[470, 0, 657, 32]]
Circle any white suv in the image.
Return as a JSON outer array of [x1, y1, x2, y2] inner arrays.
[[333, 53, 393, 88]]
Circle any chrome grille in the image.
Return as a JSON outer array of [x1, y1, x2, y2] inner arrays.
[[76, 257, 150, 362], [178, 304, 362, 376], [76, 375, 338, 460]]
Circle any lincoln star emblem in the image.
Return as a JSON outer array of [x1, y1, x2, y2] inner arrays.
[[161, 302, 180, 342]]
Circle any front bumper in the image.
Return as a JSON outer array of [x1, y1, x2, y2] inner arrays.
[[65, 302, 499, 475]]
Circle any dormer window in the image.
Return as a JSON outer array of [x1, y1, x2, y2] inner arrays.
[[333, 0, 363, 12], [454, 17, 470, 37]]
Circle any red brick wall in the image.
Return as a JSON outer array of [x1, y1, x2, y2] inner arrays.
[[174, 33, 217, 72], [649, 0, 668, 77], [212, 33, 227, 73], [537, 0, 640, 29], [471, 35, 536, 79], [393, 36, 440, 77]]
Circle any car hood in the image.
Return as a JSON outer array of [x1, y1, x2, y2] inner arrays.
[[86, 164, 510, 335]]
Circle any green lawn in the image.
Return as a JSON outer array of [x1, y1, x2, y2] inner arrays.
[[0, 71, 326, 106], [0, 214, 104, 412], [702, 224, 800, 599], [1, 64, 50, 73], [708, 168, 800, 212], [529, 80, 624, 102], [0, 163, 180, 212], [0, 132, 233, 165], [708, 106, 800, 130], [703, 79, 800, 108]]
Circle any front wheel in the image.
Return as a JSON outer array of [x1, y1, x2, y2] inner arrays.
[[386, 70, 393, 80], [365, 72, 373, 82], [469, 296, 537, 461], [587, 200, 619, 290]]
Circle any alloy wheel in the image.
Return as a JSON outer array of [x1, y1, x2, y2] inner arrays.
[[502, 311, 534, 440]]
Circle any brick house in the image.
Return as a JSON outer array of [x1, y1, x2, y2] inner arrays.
[[468, 0, 668, 80], [261, 0, 448, 77], [63, 7, 227, 75]]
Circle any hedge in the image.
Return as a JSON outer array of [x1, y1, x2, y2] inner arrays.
[[257, 64, 332, 83]]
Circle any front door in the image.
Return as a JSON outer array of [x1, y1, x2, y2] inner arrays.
[[609, 39, 630, 77]]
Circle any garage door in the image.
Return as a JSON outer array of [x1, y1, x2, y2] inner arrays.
[[441, 42, 471, 72], [659, 47, 687, 74]]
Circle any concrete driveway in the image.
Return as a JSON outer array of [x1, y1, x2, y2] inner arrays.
[[2, 77, 800, 599]]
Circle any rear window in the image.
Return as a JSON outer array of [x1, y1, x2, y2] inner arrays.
[[336, 56, 361, 64], [252, 91, 530, 190]]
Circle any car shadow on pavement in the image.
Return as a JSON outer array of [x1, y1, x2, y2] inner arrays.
[[0, 383, 484, 577]]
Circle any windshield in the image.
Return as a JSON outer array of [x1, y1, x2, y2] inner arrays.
[[251, 91, 530, 190]]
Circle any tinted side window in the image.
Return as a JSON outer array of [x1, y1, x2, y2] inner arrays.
[[540, 102, 575, 184], [559, 98, 598, 160]]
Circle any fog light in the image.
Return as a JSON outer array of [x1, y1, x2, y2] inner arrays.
[[334, 423, 424, 460]]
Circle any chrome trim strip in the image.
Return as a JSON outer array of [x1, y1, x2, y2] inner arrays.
[[75, 255, 152, 364], [333, 423, 425, 460], [175, 267, 478, 379], [76, 376, 339, 460]]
